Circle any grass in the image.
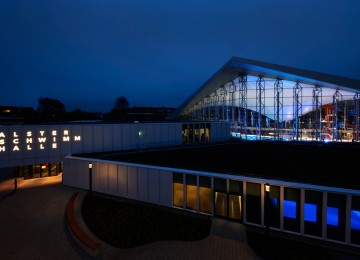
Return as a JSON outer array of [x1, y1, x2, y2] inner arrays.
[[81, 193, 211, 248]]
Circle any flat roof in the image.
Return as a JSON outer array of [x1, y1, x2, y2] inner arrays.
[[76, 141, 360, 190]]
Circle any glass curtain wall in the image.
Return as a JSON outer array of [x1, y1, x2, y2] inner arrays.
[[172, 172, 184, 208], [185, 75, 358, 142], [214, 178, 227, 218], [246, 182, 261, 224], [229, 180, 243, 221]]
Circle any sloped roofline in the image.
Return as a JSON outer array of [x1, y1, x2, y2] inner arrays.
[[169, 56, 360, 119]]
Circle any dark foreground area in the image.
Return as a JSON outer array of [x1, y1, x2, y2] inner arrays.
[[81, 194, 360, 259], [82, 194, 211, 248]]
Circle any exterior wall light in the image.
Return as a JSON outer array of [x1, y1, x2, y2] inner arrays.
[[88, 162, 93, 195], [265, 183, 270, 193], [265, 183, 270, 235]]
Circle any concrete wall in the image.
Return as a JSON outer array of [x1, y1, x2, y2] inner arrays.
[[63, 158, 173, 207]]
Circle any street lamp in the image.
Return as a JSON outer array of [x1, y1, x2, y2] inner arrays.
[[265, 183, 270, 235], [88, 162, 92, 195]]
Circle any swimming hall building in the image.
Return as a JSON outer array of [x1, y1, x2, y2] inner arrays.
[[1, 57, 360, 249]]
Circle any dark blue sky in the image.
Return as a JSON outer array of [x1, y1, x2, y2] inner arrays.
[[1, 0, 360, 112]]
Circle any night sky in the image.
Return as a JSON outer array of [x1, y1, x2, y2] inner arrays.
[[1, 1, 360, 113]]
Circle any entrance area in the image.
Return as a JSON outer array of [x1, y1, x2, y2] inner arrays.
[[14, 162, 63, 179], [214, 192, 243, 221], [214, 179, 243, 222]]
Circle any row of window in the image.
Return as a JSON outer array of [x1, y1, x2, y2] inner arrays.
[[172, 173, 360, 246]]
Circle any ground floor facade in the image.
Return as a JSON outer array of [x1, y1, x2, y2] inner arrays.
[[63, 156, 360, 249]]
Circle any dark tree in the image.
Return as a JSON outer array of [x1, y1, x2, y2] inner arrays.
[[108, 96, 130, 121], [37, 97, 66, 122], [114, 96, 129, 110]]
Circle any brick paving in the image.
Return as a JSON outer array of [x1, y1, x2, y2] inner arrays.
[[0, 175, 261, 260]]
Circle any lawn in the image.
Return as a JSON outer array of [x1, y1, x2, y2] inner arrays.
[[81, 193, 211, 248]]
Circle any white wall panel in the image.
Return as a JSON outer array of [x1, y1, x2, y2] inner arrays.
[[137, 167, 148, 202], [98, 163, 109, 193], [127, 166, 138, 199], [108, 164, 118, 194], [0, 127, 9, 162], [63, 158, 76, 187], [60, 126, 72, 155], [112, 125, 122, 151], [148, 169, 160, 203], [146, 124, 155, 147], [117, 165, 127, 197], [35, 126, 50, 159], [71, 126, 83, 154], [82, 125, 93, 152], [129, 124, 139, 149], [161, 124, 169, 146], [92, 162, 100, 192], [103, 125, 113, 152], [121, 125, 130, 150], [159, 170, 173, 207], [93, 125, 104, 152]]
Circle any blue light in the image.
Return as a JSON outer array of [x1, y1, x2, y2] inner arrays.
[[284, 200, 296, 219], [351, 210, 360, 230], [271, 198, 279, 208], [304, 203, 317, 223], [327, 207, 339, 226]]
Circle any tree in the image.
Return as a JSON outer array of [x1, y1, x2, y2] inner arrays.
[[108, 96, 130, 121], [113, 96, 129, 110], [37, 97, 66, 122]]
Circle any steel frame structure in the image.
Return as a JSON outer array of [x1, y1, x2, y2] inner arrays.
[[292, 82, 302, 141]]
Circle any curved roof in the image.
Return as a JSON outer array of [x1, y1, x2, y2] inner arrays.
[[170, 56, 360, 119]]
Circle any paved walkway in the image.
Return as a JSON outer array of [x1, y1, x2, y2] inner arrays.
[[0, 175, 260, 260]]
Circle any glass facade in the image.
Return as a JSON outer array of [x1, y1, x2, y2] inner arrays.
[[214, 178, 227, 218], [172, 172, 183, 208], [304, 190, 323, 237], [268, 185, 280, 229], [181, 73, 359, 143], [15, 162, 62, 180], [284, 187, 300, 233], [171, 174, 360, 248], [246, 182, 261, 224], [186, 174, 197, 210], [351, 195, 360, 245], [199, 176, 211, 214], [327, 193, 346, 242], [182, 123, 210, 144], [229, 180, 242, 221]]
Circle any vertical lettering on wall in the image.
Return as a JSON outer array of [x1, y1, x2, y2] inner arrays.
[[26, 131, 32, 150], [0, 132, 5, 152], [38, 130, 46, 149], [12, 131, 20, 152], [52, 130, 57, 149], [63, 129, 70, 142]]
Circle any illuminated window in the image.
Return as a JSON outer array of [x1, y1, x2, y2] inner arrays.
[[327, 207, 339, 226], [304, 203, 317, 223], [199, 176, 211, 214], [186, 174, 197, 210], [351, 210, 360, 230], [284, 200, 296, 219], [173, 173, 183, 208]]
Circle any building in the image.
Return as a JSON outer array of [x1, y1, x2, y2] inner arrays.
[[1, 57, 360, 250], [169, 57, 360, 143]]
